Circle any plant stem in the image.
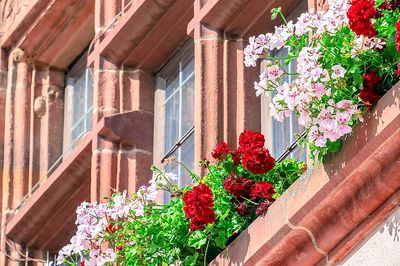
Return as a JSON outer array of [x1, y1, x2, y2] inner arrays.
[[279, 11, 288, 25], [204, 238, 210, 266]]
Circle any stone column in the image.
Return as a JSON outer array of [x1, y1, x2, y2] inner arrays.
[[91, 59, 120, 202], [0, 48, 32, 266], [193, 20, 261, 169], [117, 70, 154, 194], [194, 23, 224, 170], [32, 68, 64, 182], [0, 47, 10, 266], [11, 52, 32, 210], [224, 38, 261, 146], [90, 0, 122, 202]]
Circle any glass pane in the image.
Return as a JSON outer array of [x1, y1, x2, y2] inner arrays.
[[181, 74, 194, 134], [165, 72, 179, 99], [165, 92, 180, 150], [72, 75, 86, 124], [182, 56, 194, 82], [179, 133, 194, 187], [72, 120, 85, 142]]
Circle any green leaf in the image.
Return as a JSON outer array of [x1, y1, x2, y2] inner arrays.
[[327, 140, 342, 153], [188, 230, 207, 249], [271, 7, 281, 20]]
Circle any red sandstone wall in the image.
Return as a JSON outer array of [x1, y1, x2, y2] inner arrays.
[[0, 0, 336, 265]]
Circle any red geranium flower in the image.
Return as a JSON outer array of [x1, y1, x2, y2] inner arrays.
[[183, 183, 216, 232], [359, 90, 380, 109], [235, 202, 250, 216], [347, 0, 377, 37], [223, 173, 254, 198], [396, 19, 400, 51], [231, 148, 242, 166], [363, 72, 381, 90], [250, 182, 275, 201], [238, 130, 265, 152], [242, 147, 275, 174], [212, 142, 231, 160], [359, 72, 381, 109], [255, 201, 273, 216], [396, 64, 400, 77], [80, 262, 85, 266]]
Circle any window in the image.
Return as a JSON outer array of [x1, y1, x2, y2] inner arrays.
[[154, 41, 195, 199], [261, 1, 307, 162], [63, 52, 93, 153]]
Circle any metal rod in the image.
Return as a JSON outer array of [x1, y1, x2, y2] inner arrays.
[[276, 130, 307, 163], [161, 126, 195, 163]]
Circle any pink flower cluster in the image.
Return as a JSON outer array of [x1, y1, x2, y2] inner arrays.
[[244, 0, 349, 68], [244, 0, 363, 150], [308, 100, 360, 147], [57, 172, 178, 265]]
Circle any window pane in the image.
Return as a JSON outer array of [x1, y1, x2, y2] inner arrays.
[[179, 133, 194, 187], [165, 92, 180, 150], [181, 74, 194, 134], [182, 56, 194, 81], [165, 72, 179, 99], [158, 40, 195, 195], [72, 75, 86, 124]]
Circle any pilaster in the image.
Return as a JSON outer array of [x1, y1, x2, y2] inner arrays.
[[223, 38, 261, 147], [118, 70, 154, 194], [194, 23, 224, 170]]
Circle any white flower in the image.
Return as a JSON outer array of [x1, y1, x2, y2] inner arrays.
[[331, 65, 346, 79]]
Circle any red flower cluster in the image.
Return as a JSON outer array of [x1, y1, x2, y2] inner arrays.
[[255, 201, 273, 216], [223, 173, 254, 198], [232, 148, 242, 165], [250, 182, 275, 201], [359, 72, 381, 109], [347, 0, 377, 37], [235, 202, 250, 216], [238, 130, 265, 152], [183, 183, 216, 232], [212, 142, 231, 160], [396, 19, 400, 51], [242, 147, 275, 174]]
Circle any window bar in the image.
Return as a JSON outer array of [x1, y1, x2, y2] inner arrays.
[[276, 130, 307, 163], [161, 125, 194, 163]]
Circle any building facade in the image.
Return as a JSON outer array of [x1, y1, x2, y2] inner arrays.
[[0, 0, 399, 265]]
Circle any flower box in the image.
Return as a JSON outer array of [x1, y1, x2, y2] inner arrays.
[[210, 83, 400, 265]]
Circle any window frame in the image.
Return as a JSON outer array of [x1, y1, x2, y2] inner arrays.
[[153, 40, 195, 199], [62, 51, 93, 154]]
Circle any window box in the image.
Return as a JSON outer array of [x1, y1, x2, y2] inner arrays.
[[211, 83, 400, 265]]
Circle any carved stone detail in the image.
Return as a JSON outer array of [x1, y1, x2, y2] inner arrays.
[[33, 96, 46, 118], [11, 47, 34, 65], [0, 0, 30, 32], [48, 85, 62, 103]]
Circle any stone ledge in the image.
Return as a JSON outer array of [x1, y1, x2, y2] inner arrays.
[[88, 0, 193, 71], [187, 0, 305, 38], [211, 83, 400, 265]]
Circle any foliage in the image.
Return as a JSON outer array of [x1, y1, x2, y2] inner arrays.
[[244, 0, 400, 161], [57, 131, 306, 266]]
